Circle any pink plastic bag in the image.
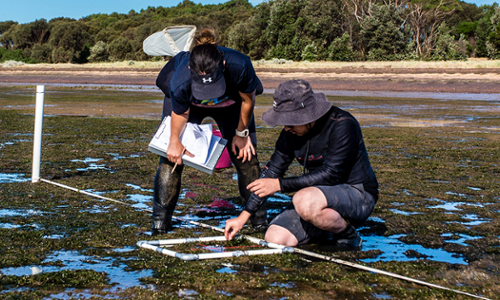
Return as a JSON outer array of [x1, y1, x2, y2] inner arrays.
[[212, 129, 232, 169]]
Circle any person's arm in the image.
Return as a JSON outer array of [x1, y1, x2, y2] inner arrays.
[[225, 132, 294, 240], [224, 210, 251, 240], [167, 109, 193, 165], [224, 175, 285, 240], [224, 164, 284, 241], [231, 90, 256, 163]]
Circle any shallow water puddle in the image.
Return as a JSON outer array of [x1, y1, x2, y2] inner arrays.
[[217, 266, 237, 274], [105, 152, 142, 160], [445, 191, 477, 200], [373, 291, 393, 299], [42, 233, 65, 239], [70, 157, 110, 172], [0, 141, 15, 150], [441, 233, 482, 247], [0, 250, 153, 291], [0, 208, 44, 217], [360, 233, 467, 265], [41, 289, 123, 300], [126, 183, 153, 193], [356, 114, 465, 128], [270, 281, 295, 288], [388, 208, 421, 216], [319, 89, 500, 101], [177, 289, 198, 298], [126, 194, 151, 210], [80, 205, 116, 214], [358, 217, 469, 265], [0, 172, 30, 183]]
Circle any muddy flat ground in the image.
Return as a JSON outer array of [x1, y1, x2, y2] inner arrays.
[[2, 63, 500, 94]]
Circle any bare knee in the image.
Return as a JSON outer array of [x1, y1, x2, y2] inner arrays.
[[265, 225, 298, 247], [292, 188, 326, 222]]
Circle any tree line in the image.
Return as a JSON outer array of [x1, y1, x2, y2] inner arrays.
[[1, 0, 500, 64]]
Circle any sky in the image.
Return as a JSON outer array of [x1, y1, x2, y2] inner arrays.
[[0, 0, 498, 24]]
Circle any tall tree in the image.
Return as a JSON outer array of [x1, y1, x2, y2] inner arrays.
[[48, 20, 91, 63], [361, 4, 407, 60], [486, 6, 500, 58], [407, 0, 459, 57], [227, 1, 271, 59]]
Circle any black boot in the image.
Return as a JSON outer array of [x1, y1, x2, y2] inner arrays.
[[151, 157, 183, 235], [335, 222, 362, 248], [232, 154, 268, 228]]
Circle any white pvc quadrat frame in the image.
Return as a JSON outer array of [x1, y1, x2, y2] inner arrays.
[[137, 236, 293, 261]]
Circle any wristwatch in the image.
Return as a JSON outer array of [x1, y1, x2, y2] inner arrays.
[[235, 128, 249, 138]]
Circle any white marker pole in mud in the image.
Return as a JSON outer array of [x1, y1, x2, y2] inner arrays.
[[32, 85, 45, 183]]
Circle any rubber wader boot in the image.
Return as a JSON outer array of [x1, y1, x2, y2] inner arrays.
[[233, 155, 268, 228], [151, 157, 183, 235], [336, 222, 362, 248]]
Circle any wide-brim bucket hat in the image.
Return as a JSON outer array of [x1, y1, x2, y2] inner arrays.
[[262, 79, 332, 127]]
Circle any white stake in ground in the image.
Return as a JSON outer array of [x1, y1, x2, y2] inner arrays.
[[32, 85, 45, 183]]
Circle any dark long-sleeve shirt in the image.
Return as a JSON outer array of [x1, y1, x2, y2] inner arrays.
[[244, 106, 378, 215]]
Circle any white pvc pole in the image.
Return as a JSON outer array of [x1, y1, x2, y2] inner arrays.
[[32, 85, 45, 183]]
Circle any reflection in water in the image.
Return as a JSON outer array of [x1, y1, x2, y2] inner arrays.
[[177, 289, 199, 298], [217, 267, 237, 274], [442, 233, 482, 247], [0, 173, 30, 183], [312, 89, 500, 101], [360, 234, 467, 265], [71, 157, 110, 172], [0, 250, 153, 291], [389, 209, 421, 216]]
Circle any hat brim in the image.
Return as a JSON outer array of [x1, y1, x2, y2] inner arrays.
[[262, 93, 332, 127], [191, 75, 226, 101]]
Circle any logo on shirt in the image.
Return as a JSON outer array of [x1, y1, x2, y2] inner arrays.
[[202, 77, 212, 84]]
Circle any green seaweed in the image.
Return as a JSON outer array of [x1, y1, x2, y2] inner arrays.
[[0, 85, 499, 299]]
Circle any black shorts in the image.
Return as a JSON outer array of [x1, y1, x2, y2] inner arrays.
[[269, 184, 376, 244]]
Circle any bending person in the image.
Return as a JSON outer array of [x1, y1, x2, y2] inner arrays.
[[225, 79, 379, 247], [152, 28, 267, 235]]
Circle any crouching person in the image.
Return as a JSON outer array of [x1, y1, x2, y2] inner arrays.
[[224, 79, 379, 247]]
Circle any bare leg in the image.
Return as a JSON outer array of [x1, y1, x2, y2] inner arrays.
[[292, 187, 347, 233], [292, 187, 361, 247], [265, 225, 299, 246]]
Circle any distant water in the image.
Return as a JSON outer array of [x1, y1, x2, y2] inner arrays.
[[264, 88, 500, 101]]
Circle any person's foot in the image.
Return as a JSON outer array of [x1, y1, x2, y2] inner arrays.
[[252, 223, 268, 233], [151, 219, 170, 236], [335, 224, 362, 249], [151, 228, 167, 236], [336, 230, 362, 248]]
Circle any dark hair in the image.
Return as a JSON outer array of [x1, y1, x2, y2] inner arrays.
[[189, 28, 223, 74]]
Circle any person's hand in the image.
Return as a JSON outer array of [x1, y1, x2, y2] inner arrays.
[[247, 178, 280, 198], [231, 135, 255, 163], [166, 139, 193, 165], [224, 211, 251, 240]]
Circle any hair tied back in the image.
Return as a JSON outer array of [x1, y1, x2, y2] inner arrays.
[[195, 28, 218, 46]]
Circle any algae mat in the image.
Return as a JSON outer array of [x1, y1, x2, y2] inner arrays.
[[0, 85, 499, 299]]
